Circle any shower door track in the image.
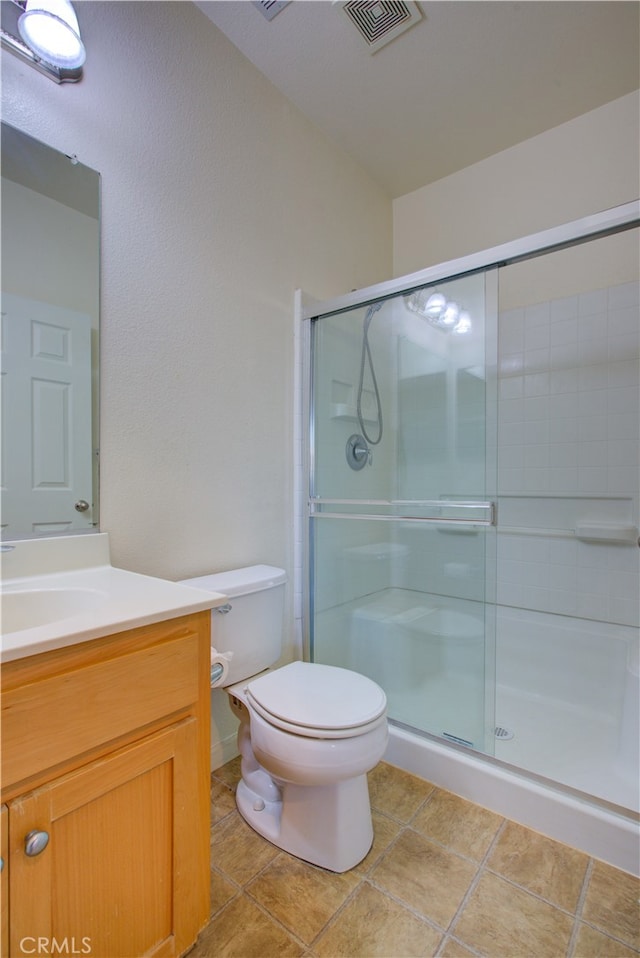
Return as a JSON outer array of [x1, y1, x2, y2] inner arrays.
[[302, 201, 639, 321]]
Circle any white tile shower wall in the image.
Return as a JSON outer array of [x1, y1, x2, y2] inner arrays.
[[497, 280, 639, 627], [295, 282, 638, 631]]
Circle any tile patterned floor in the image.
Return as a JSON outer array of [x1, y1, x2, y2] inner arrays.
[[188, 759, 640, 958]]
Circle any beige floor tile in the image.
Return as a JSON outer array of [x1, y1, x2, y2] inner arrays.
[[206, 759, 639, 958], [582, 861, 640, 950], [211, 810, 279, 885], [210, 867, 238, 916], [211, 778, 237, 825], [368, 762, 435, 823], [453, 871, 574, 958], [572, 922, 640, 957], [370, 829, 478, 928], [247, 852, 360, 945], [438, 938, 480, 957], [412, 789, 503, 862], [353, 810, 403, 875], [191, 894, 304, 957], [314, 882, 442, 957], [488, 820, 589, 912], [212, 756, 242, 789]]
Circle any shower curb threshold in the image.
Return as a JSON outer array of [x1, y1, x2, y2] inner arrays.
[[385, 724, 640, 877]]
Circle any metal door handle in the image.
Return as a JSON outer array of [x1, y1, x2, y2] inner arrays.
[[74, 500, 90, 512]]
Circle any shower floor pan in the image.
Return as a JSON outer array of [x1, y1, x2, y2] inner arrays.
[[314, 589, 639, 814]]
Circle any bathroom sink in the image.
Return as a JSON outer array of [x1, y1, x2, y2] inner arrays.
[[1, 587, 109, 633], [0, 533, 226, 662]]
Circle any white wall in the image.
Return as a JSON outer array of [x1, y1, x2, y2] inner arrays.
[[2, 1, 391, 769], [1, 1, 391, 589], [393, 91, 639, 276]]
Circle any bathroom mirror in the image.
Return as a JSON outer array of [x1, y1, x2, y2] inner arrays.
[[1, 122, 100, 540]]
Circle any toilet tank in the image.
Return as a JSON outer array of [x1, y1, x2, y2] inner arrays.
[[180, 565, 287, 686]]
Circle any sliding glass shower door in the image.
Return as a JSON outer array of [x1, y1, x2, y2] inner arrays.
[[308, 271, 497, 753]]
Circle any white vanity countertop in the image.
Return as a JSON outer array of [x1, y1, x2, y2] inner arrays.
[[0, 534, 226, 662]]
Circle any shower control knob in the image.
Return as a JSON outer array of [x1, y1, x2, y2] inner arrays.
[[346, 434, 370, 471]]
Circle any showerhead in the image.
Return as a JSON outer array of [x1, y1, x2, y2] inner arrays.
[[364, 301, 383, 324]]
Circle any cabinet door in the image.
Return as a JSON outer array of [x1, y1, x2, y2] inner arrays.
[[8, 718, 208, 958]]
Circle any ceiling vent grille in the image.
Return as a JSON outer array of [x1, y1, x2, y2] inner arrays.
[[338, 1, 422, 53], [252, 1, 291, 22]]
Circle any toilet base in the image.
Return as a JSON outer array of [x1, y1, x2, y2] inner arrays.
[[236, 773, 374, 873]]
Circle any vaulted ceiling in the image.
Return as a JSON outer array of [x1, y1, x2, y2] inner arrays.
[[196, 1, 639, 198]]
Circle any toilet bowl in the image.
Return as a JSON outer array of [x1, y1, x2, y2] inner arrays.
[[228, 661, 387, 872], [180, 566, 388, 872]]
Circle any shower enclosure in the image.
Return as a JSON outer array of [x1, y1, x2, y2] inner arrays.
[[302, 203, 639, 851]]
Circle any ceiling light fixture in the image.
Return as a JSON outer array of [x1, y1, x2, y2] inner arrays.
[[405, 290, 473, 335], [424, 292, 446, 318], [452, 310, 472, 335], [1, 0, 85, 82]]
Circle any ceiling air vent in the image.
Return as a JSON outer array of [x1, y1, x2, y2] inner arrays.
[[252, 1, 291, 22], [337, 1, 422, 54]]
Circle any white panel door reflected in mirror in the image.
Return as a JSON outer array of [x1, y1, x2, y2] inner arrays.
[[1, 294, 93, 537], [1, 123, 100, 540]]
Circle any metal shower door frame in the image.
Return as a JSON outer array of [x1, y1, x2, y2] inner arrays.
[[300, 199, 639, 750]]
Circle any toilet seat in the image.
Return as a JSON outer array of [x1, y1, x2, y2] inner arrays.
[[245, 661, 387, 740]]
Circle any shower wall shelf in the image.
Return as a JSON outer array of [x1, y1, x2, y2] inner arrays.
[[574, 524, 638, 544], [497, 494, 635, 541], [499, 525, 639, 543], [330, 402, 377, 424]]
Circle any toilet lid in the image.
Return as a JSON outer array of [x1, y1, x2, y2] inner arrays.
[[245, 661, 387, 733]]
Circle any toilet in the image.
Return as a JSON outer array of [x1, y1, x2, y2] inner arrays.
[[180, 565, 388, 872]]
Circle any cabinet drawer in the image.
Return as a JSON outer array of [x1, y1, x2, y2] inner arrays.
[[2, 630, 200, 788]]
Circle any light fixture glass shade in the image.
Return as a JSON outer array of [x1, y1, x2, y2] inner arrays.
[[440, 301, 459, 327], [18, 0, 85, 69], [452, 310, 472, 334], [425, 293, 447, 318]]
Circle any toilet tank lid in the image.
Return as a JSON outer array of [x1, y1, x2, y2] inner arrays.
[[181, 565, 286, 597]]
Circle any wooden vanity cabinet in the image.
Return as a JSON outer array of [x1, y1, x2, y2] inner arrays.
[[1, 805, 8, 958], [1, 611, 212, 958]]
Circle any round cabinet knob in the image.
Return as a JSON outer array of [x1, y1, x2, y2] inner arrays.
[[74, 499, 90, 513], [25, 829, 50, 857], [0, 856, 4, 872]]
